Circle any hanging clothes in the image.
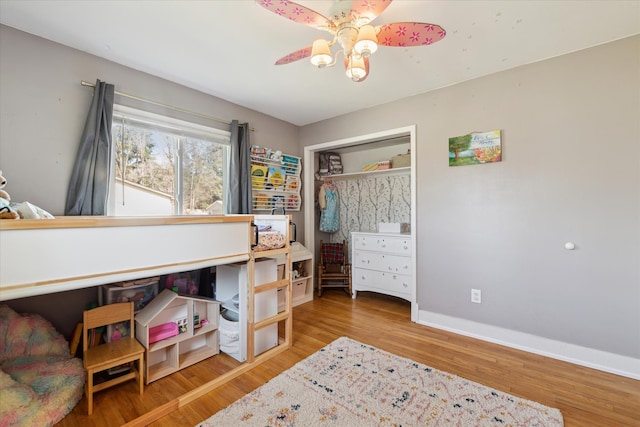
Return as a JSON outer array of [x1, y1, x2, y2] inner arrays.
[[319, 182, 340, 233], [318, 184, 327, 210]]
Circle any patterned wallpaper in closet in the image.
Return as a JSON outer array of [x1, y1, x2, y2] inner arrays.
[[329, 173, 411, 245]]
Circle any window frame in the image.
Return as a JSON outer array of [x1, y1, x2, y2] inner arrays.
[[109, 104, 231, 216]]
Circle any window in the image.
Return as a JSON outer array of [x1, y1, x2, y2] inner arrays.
[[109, 105, 230, 216]]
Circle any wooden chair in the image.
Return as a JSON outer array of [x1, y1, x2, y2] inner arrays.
[[83, 302, 145, 415], [317, 240, 352, 297]]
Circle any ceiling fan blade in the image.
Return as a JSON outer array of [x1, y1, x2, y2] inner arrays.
[[351, 0, 393, 24], [256, 0, 336, 32], [377, 22, 446, 47], [275, 46, 313, 65]]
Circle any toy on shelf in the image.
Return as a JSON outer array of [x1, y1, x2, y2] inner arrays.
[[0, 170, 19, 220], [149, 322, 179, 344]]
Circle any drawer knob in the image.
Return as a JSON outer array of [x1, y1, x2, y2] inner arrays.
[[403, 283, 408, 288]]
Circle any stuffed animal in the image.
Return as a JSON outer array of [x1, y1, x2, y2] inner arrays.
[[270, 150, 283, 162], [0, 170, 20, 220], [0, 170, 11, 202]]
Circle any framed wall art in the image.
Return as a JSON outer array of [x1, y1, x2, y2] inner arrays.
[[449, 130, 502, 167]]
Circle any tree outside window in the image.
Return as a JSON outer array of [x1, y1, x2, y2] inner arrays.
[[111, 106, 229, 216]]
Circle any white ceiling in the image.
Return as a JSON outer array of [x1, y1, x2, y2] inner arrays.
[[1, 1, 638, 126]]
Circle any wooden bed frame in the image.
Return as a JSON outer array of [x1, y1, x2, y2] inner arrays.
[[0, 215, 294, 426], [0, 216, 252, 301]]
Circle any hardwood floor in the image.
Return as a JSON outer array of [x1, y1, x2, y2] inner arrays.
[[58, 291, 639, 426]]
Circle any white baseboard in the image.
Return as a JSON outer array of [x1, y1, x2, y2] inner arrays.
[[418, 309, 640, 380]]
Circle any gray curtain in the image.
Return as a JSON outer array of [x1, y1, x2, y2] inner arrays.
[[224, 120, 252, 214], [64, 79, 114, 215]]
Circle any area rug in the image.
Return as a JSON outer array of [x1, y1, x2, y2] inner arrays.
[[198, 337, 563, 426]]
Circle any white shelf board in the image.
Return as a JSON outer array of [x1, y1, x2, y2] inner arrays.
[[320, 167, 410, 181]]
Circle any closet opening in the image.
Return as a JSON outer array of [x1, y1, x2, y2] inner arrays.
[[302, 126, 418, 321]]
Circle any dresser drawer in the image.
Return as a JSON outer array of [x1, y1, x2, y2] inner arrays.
[[354, 251, 411, 274], [351, 231, 413, 302], [353, 235, 411, 255], [353, 268, 411, 295]]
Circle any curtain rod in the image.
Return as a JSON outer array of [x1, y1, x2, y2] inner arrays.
[[81, 80, 254, 131]]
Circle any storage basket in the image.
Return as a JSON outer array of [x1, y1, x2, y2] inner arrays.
[[219, 310, 240, 351], [254, 231, 286, 251], [100, 280, 159, 312], [391, 154, 411, 168]]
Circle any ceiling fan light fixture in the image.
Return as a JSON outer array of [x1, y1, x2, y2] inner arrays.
[[310, 39, 332, 68], [346, 55, 367, 81], [354, 24, 378, 57], [259, 0, 445, 83]]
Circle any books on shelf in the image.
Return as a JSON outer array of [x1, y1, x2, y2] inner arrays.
[[251, 194, 301, 211], [285, 175, 299, 192], [287, 195, 299, 210], [69, 322, 83, 356], [251, 165, 268, 189], [267, 167, 285, 189], [250, 146, 302, 211], [255, 193, 269, 210], [283, 155, 299, 175]]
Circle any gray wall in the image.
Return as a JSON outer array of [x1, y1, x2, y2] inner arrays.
[[0, 25, 302, 336], [300, 35, 640, 360]]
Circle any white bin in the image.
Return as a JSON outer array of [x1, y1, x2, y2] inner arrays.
[[219, 309, 240, 355]]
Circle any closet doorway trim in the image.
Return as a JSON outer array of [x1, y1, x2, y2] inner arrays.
[[303, 125, 417, 321]]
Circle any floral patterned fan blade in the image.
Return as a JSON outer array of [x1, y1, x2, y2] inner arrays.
[[350, 0, 393, 24], [377, 22, 446, 46], [256, 0, 336, 32], [257, 1, 446, 76], [275, 46, 313, 65]]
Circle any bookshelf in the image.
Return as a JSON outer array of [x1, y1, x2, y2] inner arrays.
[[250, 146, 301, 212]]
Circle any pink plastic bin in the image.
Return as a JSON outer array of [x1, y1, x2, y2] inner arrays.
[[149, 322, 179, 344]]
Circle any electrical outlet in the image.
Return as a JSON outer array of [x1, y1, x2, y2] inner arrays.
[[471, 289, 482, 304]]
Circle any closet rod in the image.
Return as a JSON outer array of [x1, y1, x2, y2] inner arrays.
[[81, 80, 254, 131]]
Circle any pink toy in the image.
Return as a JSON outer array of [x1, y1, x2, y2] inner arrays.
[[149, 322, 179, 344]]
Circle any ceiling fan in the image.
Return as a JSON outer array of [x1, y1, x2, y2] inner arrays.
[[256, 0, 446, 82]]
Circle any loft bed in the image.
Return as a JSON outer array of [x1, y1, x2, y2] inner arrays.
[[0, 216, 257, 301], [0, 214, 294, 426], [0, 214, 294, 301]]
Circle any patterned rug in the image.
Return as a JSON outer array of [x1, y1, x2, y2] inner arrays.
[[198, 337, 563, 426]]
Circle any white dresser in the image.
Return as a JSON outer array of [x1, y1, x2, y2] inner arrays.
[[351, 232, 413, 302]]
